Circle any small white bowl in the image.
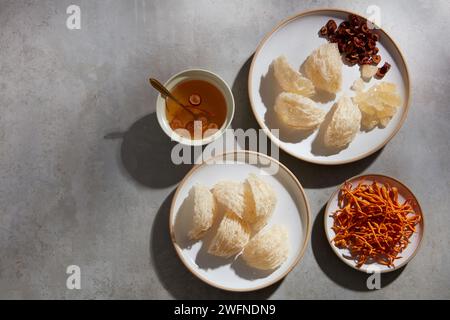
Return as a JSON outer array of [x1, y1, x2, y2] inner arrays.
[[156, 69, 235, 146]]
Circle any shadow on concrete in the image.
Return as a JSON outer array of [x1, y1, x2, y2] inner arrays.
[[311, 203, 405, 291], [231, 55, 260, 132], [278, 148, 381, 189], [119, 113, 193, 188], [150, 190, 281, 299]]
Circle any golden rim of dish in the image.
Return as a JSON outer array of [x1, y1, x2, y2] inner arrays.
[[323, 173, 424, 273], [248, 8, 411, 165], [168, 150, 312, 292]]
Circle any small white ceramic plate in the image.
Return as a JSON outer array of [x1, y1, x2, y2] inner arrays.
[[169, 151, 311, 291], [156, 69, 235, 146], [249, 9, 410, 165], [324, 174, 424, 273]]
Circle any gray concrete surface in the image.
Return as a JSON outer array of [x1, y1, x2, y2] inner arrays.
[[0, 0, 449, 299]]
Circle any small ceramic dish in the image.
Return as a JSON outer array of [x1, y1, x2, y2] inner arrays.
[[156, 69, 235, 146], [324, 174, 424, 273]]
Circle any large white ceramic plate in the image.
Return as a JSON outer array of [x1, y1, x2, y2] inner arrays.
[[324, 174, 424, 273], [249, 9, 410, 165], [169, 151, 311, 291]]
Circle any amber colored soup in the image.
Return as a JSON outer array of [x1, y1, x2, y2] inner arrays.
[[165, 79, 227, 139]]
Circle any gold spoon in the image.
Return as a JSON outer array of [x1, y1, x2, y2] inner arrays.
[[149, 78, 196, 117], [149, 78, 212, 118]]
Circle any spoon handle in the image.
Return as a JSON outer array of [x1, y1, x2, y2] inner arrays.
[[149, 78, 185, 107], [149, 78, 213, 118]]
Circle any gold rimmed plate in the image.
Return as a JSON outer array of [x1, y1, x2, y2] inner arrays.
[[169, 151, 311, 291], [324, 174, 424, 273], [248, 9, 410, 165]]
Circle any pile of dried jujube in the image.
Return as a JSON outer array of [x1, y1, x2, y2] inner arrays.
[[319, 14, 390, 79]]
